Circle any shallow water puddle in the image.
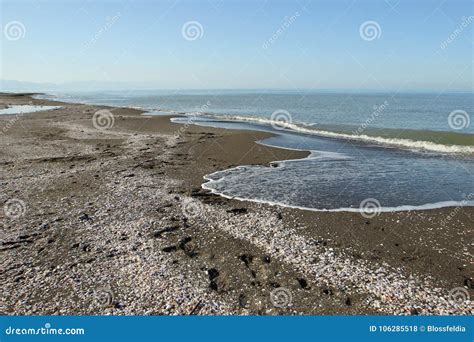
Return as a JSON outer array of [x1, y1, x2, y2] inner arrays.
[[0, 105, 62, 115]]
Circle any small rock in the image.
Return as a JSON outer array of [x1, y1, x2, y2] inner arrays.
[[322, 288, 333, 295], [79, 213, 91, 222], [179, 237, 192, 248], [239, 254, 253, 267], [226, 208, 247, 215], [153, 225, 179, 238], [208, 268, 219, 281], [162, 246, 177, 253], [209, 281, 218, 291], [238, 293, 247, 308], [297, 278, 308, 289]]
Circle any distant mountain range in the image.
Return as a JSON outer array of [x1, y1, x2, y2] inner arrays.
[[0, 79, 152, 92], [1, 79, 471, 94]]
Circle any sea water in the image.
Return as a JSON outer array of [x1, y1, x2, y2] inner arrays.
[[36, 91, 474, 211]]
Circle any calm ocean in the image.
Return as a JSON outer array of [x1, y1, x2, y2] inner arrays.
[[36, 90, 474, 212]]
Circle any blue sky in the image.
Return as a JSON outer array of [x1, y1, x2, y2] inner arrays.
[[1, 0, 472, 91]]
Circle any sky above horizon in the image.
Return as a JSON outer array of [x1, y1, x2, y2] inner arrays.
[[1, 0, 473, 92]]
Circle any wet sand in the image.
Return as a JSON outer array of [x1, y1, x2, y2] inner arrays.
[[0, 93, 472, 315]]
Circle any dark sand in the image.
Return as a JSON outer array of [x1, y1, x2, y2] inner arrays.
[[0, 93, 472, 315]]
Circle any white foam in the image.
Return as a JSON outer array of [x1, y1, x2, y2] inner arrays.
[[199, 114, 474, 154], [35, 94, 474, 154], [258, 141, 351, 162], [202, 170, 474, 213]]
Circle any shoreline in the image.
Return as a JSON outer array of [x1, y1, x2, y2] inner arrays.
[[31, 93, 474, 152], [202, 168, 474, 213], [1, 93, 472, 315]]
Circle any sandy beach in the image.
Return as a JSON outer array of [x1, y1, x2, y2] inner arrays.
[[0, 93, 472, 315]]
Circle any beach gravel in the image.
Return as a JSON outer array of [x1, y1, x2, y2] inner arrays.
[[0, 93, 472, 315]]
